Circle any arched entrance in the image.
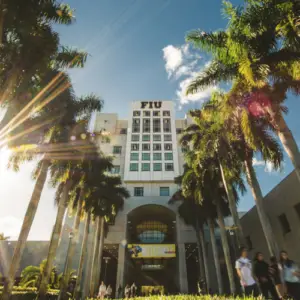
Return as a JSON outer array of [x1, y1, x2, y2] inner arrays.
[[125, 205, 178, 295]]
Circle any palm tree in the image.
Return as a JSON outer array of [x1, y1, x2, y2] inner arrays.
[[2, 94, 102, 300], [185, 0, 300, 182], [0, 233, 9, 240]]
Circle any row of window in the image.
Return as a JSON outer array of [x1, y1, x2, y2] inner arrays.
[[133, 111, 170, 117], [134, 187, 170, 197], [131, 134, 172, 142], [131, 143, 172, 151], [132, 118, 171, 133], [130, 163, 174, 171], [130, 152, 173, 161]]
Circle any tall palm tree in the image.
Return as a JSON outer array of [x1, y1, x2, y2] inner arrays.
[[0, 233, 9, 240], [185, 0, 300, 182], [2, 94, 102, 300]]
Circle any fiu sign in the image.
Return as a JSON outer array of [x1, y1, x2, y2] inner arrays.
[[141, 101, 162, 109]]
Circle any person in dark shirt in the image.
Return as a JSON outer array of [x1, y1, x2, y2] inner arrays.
[[269, 256, 284, 299], [253, 252, 279, 300]]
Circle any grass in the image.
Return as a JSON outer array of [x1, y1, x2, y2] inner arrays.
[[87, 296, 260, 300]]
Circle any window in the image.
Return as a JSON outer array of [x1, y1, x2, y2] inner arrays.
[[153, 119, 161, 133], [142, 163, 150, 171], [153, 163, 162, 171], [153, 144, 161, 151], [163, 111, 170, 117], [181, 146, 188, 153], [165, 163, 174, 171], [294, 203, 300, 220], [143, 111, 150, 117], [160, 187, 170, 196], [130, 163, 139, 171], [134, 187, 144, 196], [130, 153, 139, 161], [143, 118, 150, 133], [132, 118, 140, 133], [164, 135, 172, 141], [164, 144, 172, 151], [120, 128, 127, 134], [278, 213, 291, 235], [153, 111, 160, 117], [176, 128, 183, 134], [142, 144, 150, 151], [133, 111, 140, 117], [245, 236, 253, 250], [131, 135, 139, 142], [153, 153, 162, 161], [153, 135, 161, 141], [111, 165, 120, 174], [165, 153, 173, 161], [131, 144, 139, 151], [142, 153, 150, 161], [163, 119, 171, 132], [142, 135, 150, 141], [113, 146, 122, 154]]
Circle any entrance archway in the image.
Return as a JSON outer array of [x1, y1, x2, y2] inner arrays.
[[125, 205, 178, 295]]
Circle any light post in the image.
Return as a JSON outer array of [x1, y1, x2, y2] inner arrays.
[[58, 231, 74, 300], [103, 257, 111, 283]]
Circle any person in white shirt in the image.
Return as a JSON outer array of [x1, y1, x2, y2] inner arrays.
[[235, 247, 259, 296], [98, 281, 106, 299]]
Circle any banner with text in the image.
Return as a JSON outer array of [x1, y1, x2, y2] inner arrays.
[[127, 244, 176, 258]]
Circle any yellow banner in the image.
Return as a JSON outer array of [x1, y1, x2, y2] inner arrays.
[[127, 244, 176, 258]]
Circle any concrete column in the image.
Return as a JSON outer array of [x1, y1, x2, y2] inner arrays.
[[115, 243, 126, 297]]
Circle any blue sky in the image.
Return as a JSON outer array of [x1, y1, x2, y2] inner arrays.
[[0, 0, 300, 240]]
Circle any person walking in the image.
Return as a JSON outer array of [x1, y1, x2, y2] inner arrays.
[[253, 252, 279, 299], [130, 282, 137, 297], [269, 256, 285, 299], [124, 284, 130, 298], [235, 247, 259, 296], [279, 251, 300, 300], [98, 281, 106, 300], [106, 284, 113, 299]]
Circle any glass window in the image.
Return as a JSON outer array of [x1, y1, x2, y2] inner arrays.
[[131, 135, 139, 141], [130, 163, 139, 172], [164, 144, 172, 151], [176, 128, 183, 134], [142, 144, 150, 151], [130, 153, 139, 161], [165, 163, 174, 171], [143, 111, 150, 117], [153, 119, 161, 133], [278, 213, 291, 234], [142, 153, 150, 161], [164, 135, 172, 141], [153, 144, 161, 151], [160, 187, 170, 196], [153, 111, 160, 117], [134, 187, 144, 196], [120, 128, 127, 134], [111, 165, 120, 174], [294, 203, 300, 220], [165, 153, 173, 161], [181, 146, 188, 153], [245, 236, 253, 250], [163, 119, 171, 132], [153, 163, 162, 171], [133, 111, 140, 116], [113, 146, 122, 154], [142, 163, 150, 171], [143, 118, 151, 133], [153, 153, 162, 161], [153, 135, 161, 141], [132, 118, 140, 133], [163, 111, 170, 116], [131, 144, 139, 151], [142, 135, 150, 141]]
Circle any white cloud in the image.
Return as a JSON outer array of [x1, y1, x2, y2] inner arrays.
[[252, 158, 283, 174], [0, 216, 22, 239], [162, 45, 183, 78], [252, 158, 265, 167]]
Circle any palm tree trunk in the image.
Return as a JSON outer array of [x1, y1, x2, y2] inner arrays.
[[89, 216, 101, 297], [215, 197, 236, 295], [244, 159, 279, 256], [60, 189, 84, 299], [38, 181, 71, 299], [219, 160, 245, 247], [0, 0, 5, 45], [194, 219, 205, 288], [270, 111, 300, 182], [199, 226, 210, 293], [95, 217, 105, 285], [2, 159, 50, 300], [74, 212, 91, 300], [207, 217, 223, 294]]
